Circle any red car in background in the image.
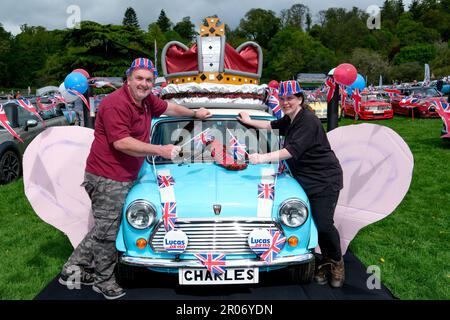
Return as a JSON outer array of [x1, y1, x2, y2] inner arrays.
[[390, 87, 442, 118], [342, 92, 393, 120]]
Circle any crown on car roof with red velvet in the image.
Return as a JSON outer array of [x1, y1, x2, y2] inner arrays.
[[161, 17, 263, 86]]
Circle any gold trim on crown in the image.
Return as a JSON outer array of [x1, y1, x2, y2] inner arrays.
[[168, 72, 259, 85], [199, 17, 225, 37]]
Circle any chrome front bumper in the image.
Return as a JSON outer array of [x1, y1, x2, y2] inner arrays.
[[120, 253, 314, 268]]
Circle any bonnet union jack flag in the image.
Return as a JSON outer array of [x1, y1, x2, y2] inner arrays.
[[260, 229, 286, 263], [229, 137, 246, 160], [258, 183, 275, 200], [194, 253, 227, 275], [194, 128, 214, 149], [157, 175, 175, 188], [162, 202, 177, 231]]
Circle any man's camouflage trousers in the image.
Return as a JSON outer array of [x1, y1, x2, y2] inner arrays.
[[62, 172, 133, 290]]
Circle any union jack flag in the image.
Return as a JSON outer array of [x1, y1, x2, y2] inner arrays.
[[161, 202, 177, 231], [16, 98, 45, 125], [266, 89, 283, 119], [399, 96, 421, 108], [0, 104, 23, 143], [339, 85, 347, 108], [383, 88, 402, 100], [260, 229, 286, 263], [157, 175, 175, 188], [229, 137, 246, 160], [324, 77, 336, 102], [432, 99, 450, 113], [194, 128, 214, 150], [194, 252, 226, 275], [352, 88, 361, 113], [258, 183, 275, 200]]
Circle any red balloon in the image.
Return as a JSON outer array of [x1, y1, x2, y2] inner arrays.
[[72, 68, 90, 79], [268, 80, 279, 89], [333, 63, 357, 86]]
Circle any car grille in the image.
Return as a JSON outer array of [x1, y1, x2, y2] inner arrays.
[[150, 218, 280, 254]]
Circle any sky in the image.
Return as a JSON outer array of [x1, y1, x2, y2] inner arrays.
[[1, 0, 413, 35]]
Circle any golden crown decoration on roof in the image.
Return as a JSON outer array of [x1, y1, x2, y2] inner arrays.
[[161, 17, 263, 86]]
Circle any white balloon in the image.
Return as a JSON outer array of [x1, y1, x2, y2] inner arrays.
[[58, 82, 78, 103]]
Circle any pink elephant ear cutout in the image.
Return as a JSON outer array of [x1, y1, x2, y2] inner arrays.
[[23, 126, 95, 248], [326, 124, 414, 254]]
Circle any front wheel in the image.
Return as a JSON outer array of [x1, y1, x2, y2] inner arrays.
[[289, 259, 315, 283], [0, 150, 21, 184]]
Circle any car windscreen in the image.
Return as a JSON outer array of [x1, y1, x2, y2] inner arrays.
[[410, 88, 440, 97], [149, 118, 280, 164]]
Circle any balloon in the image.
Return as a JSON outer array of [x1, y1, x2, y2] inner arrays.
[[328, 68, 336, 76], [72, 68, 90, 79], [268, 80, 279, 89], [58, 82, 78, 103], [346, 86, 353, 96], [350, 74, 366, 90], [64, 72, 88, 95], [333, 63, 357, 86]]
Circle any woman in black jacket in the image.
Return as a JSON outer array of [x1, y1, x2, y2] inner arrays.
[[237, 80, 345, 288]]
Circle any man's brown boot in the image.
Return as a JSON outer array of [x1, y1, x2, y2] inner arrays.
[[329, 257, 345, 288], [314, 258, 332, 285]]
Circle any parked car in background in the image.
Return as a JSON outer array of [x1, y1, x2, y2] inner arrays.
[[342, 92, 393, 120], [304, 91, 341, 121], [0, 99, 68, 184], [391, 87, 442, 118]]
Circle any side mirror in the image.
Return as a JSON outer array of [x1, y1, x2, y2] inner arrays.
[[24, 119, 38, 131]]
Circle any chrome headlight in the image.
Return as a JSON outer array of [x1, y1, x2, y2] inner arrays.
[[126, 200, 156, 230], [278, 199, 308, 228]]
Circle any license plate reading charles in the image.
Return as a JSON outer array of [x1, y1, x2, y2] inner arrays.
[[179, 268, 259, 285]]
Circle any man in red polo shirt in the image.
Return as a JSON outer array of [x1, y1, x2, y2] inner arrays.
[[58, 58, 211, 300]]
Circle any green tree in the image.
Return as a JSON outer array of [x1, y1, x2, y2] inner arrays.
[[349, 48, 390, 84], [40, 21, 150, 84], [265, 28, 336, 80], [0, 24, 12, 87], [396, 13, 440, 46], [238, 8, 280, 49], [389, 61, 423, 82], [393, 44, 436, 65], [8, 25, 64, 88], [122, 7, 140, 29], [315, 7, 372, 56], [280, 4, 310, 31], [430, 42, 450, 76], [173, 17, 197, 43], [157, 9, 172, 33]]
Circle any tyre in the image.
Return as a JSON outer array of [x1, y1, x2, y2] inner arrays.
[[0, 150, 21, 184], [289, 259, 315, 283]]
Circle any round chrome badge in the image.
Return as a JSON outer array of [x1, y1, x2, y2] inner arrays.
[[163, 230, 188, 254], [248, 229, 272, 255]]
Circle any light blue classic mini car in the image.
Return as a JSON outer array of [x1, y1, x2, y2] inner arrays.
[[116, 106, 318, 285]]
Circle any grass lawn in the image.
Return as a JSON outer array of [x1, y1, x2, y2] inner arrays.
[[0, 116, 449, 299]]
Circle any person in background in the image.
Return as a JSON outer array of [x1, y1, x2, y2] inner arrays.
[[73, 97, 85, 127]]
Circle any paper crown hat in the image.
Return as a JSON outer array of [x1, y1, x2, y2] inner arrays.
[[278, 80, 303, 97], [126, 58, 158, 77], [161, 17, 263, 85]]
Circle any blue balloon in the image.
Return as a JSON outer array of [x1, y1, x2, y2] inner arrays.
[[64, 72, 88, 95], [350, 74, 366, 90], [346, 86, 353, 96]]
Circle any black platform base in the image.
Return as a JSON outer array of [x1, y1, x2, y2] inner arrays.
[[35, 251, 396, 300]]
